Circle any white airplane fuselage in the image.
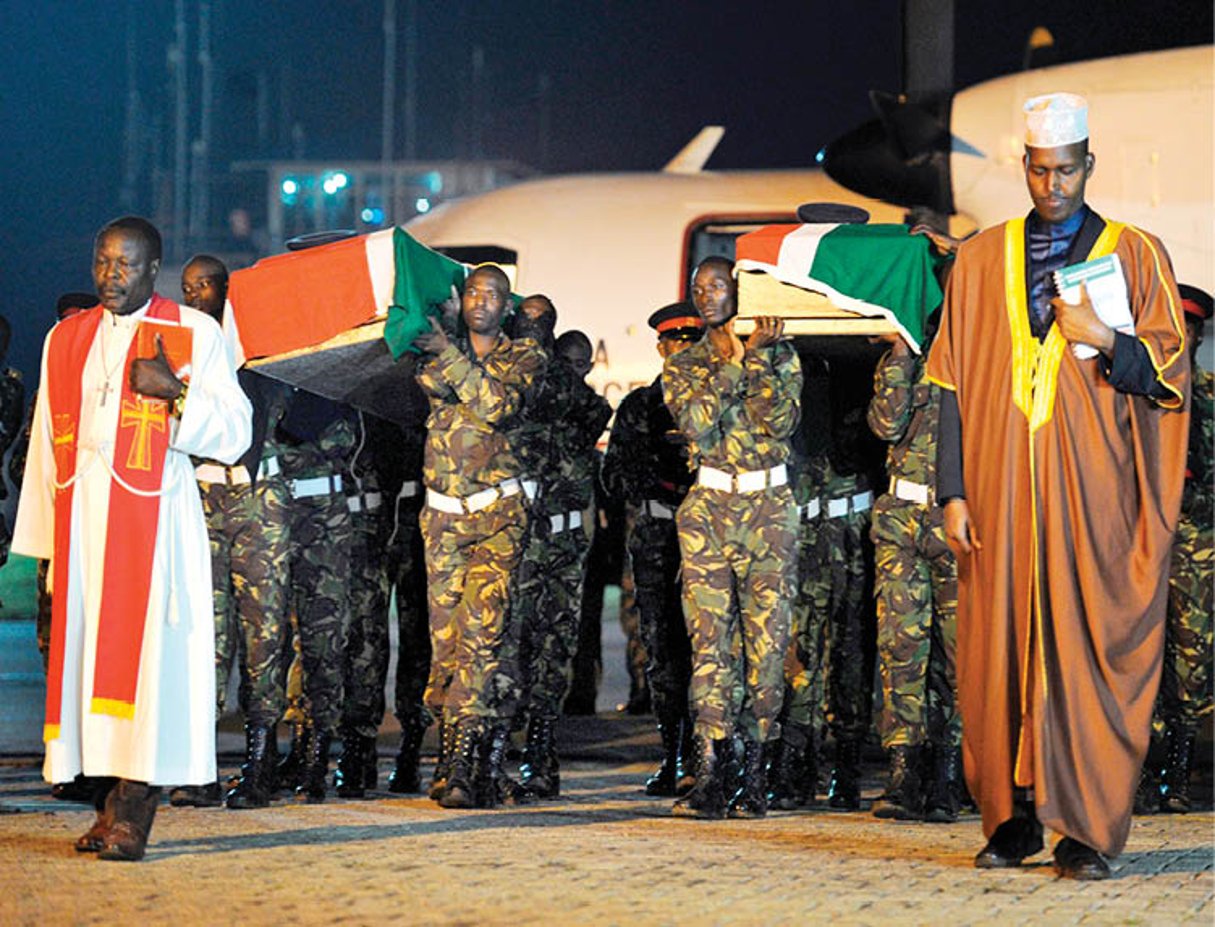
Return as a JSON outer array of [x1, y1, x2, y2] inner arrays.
[[951, 45, 1214, 295], [405, 170, 910, 402]]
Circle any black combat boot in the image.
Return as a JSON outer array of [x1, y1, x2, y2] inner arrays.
[[168, 779, 224, 808], [768, 731, 812, 810], [334, 731, 377, 799], [295, 729, 333, 804], [1160, 726, 1195, 813], [674, 717, 697, 796], [275, 720, 311, 794], [428, 719, 458, 800], [519, 714, 560, 800], [645, 716, 683, 797], [872, 744, 923, 820], [672, 736, 727, 819], [438, 719, 483, 809], [476, 723, 525, 807], [923, 744, 963, 823], [826, 737, 863, 811], [388, 719, 428, 794], [727, 738, 769, 819], [226, 723, 277, 810]]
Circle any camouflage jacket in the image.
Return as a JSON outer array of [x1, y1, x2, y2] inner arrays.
[[866, 343, 939, 494], [8, 381, 32, 493], [275, 392, 358, 482], [1183, 366, 1213, 527], [512, 359, 611, 515], [416, 333, 545, 497], [661, 336, 801, 474], [791, 451, 867, 509], [0, 368, 24, 500], [603, 377, 693, 508]]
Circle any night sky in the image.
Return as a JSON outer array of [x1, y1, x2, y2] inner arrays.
[[1, 1, 1210, 385]]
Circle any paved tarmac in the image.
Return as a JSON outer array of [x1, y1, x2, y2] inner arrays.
[[2, 577, 1212, 925], [0, 746, 1212, 927]]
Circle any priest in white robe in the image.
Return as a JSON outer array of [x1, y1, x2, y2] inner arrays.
[[13, 216, 251, 861]]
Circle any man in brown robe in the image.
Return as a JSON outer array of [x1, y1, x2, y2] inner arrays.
[[926, 93, 1190, 880]]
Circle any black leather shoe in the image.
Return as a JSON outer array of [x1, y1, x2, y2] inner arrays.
[[1053, 837, 1110, 880], [974, 815, 1044, 868]]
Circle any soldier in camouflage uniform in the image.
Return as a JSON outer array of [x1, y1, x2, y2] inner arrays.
[[169, 256, 293, 811], [414, 265, 545, 810], [512, 324, 611, 799], [767, 385, 829, 811], [276, 391, 357, 803], [1141, 286, 1213, 814], [0, 315, 25, 576], [332, 411, 399, 799], [604, 302, 703, 797], [383, 420, 432, 794], [866, 325, 962, 822], [663, 257, 802, 820]]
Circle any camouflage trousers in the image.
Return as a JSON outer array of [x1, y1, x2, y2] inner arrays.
[[202, 477, 292, 726], [35, 558, 52, 670], [629, 512, 691, 723], [340, 505, 392, 738], [619, 514, 648, 705], [780, 516, 828, 745], [677, 484, 799, 743], [385, 501, 431, 731], [1160, 514, 1213, 735], [420, 494, 528, 723], [515, 515, 592, 723], [871, 496, 959, 750], [284, 488, 352, 735], [784, 504, 873, 744]]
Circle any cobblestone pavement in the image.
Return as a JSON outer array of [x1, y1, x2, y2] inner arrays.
[[0, 750, 1211, 927]]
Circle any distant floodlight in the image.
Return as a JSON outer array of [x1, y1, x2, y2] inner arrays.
[[360, 208, 374, 223], [814, 148, 826, 164], [332, 171, 349, 190], [281, 178, 299, 196], [415, 197, 431, 213], [322, 177, 338, 195]]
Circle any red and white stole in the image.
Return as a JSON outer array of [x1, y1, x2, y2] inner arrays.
[[43, 295, 191, 741]]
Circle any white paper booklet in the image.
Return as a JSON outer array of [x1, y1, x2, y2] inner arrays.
[[1053, 253, 1134, 359]]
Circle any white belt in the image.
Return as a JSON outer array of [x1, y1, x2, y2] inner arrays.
[[197, 455, 281, 486], [642, 499, 676, 520], [196, 462, 248, 485], [697, 463, 788, 493], [291, 474, 343, 498], [826, 490, 873, 518], [347, 492, 383, 514], [890, 477, 931, 506], [548, 510, 583, 534], [397, 480, 420, 500], [800, 498, 821, 520], [426, 478, 523, 515]]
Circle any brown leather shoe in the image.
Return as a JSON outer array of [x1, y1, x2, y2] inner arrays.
[[74, 814, 112, 853], [96, 780, 161, 863], [97, 821, 149, 862]]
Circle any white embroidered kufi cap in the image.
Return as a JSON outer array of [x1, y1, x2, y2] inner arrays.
[[1023, 92, 1088, 148]]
